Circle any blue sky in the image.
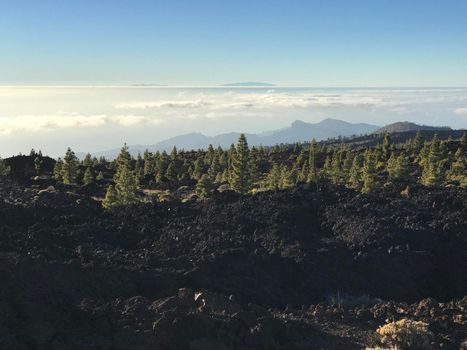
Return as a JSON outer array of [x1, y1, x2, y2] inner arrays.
[[1, 0, 467, 86]]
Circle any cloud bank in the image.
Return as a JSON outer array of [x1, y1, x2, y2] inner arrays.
[[0, 113, 163, 135], [1, 87, 466, 156], [114, 90, 467, 113], [454, 108, 467, 116]]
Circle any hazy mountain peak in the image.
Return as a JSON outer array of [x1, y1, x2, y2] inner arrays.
[[92, 119, 380, 158], [376, 121, 451, 134]]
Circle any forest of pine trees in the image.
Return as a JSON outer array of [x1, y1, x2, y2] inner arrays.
[[28, 130, 466, 208]]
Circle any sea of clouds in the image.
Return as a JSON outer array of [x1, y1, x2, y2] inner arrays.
[[0, 87, 466, 157]]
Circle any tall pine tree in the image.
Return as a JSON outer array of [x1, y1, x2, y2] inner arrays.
[[112, 144, 139, 205], [62, 148, 78, 184], [230, 134, 251, 193], [361, 149, 377, 193]]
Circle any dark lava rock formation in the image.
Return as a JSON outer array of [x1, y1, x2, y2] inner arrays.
[[0, 179, 466, 349]]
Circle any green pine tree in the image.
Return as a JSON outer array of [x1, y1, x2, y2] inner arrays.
[[53, 158, 64, 181], [102, 185, 118, 209], [96, 171, 105, 181], [165, 161, 177, 182], [208, 153, 222, 180], [382, 133, 391, 160], [143, 150, 155, 176], [421, 134, 444, 186], [82, 153, 93, 167], [361, 149, 377, 193], [196, 174, 214, 198], [135, 153, 144, 180], [446, 147, 466, 187], [62, 147, 78, 184], [191, 157, 204, 181], [348, 154, 362, 189], [204, 144, 215, 164], [330, 152, 341, 184], [266, 162, 281, 190], [248, 154, 260, 186], [113, 144, 139, 205], [387, 153, 410, 182], [230, 134, 251, 193], [413, 130, 424, 153], [155, 151, 169, 183], [279, 165, 294, 189], [307, 139, 318, 183], [83, 167, 94, 185]]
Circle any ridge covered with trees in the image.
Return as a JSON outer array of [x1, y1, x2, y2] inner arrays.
[[2, 130, 466, 207]]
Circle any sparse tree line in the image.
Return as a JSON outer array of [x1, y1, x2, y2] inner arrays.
[[1, 131, 465, 208]]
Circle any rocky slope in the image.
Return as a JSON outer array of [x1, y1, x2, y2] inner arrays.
[[0, 180, 466, 349]]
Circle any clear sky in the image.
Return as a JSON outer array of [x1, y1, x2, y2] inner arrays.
[[1, 0, 467, 86]]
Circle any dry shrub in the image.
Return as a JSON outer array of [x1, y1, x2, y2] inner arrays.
[[376, 319, 433, 350]]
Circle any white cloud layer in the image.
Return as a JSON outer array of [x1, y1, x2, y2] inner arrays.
[[454, 108, 467, 116], [1, 87, 466, 156], [114, 90, 467, 113], [0, 113, 162, 135]]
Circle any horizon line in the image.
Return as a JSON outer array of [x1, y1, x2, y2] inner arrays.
[[1, 84, 467, 89]]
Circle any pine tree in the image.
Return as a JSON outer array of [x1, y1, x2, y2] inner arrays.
[[422, 134, 444, 186], [196, 174, 214, 198], [387, 153, 410, 181], [62, 148, 78, 184], [143, 150, 155, 176], [83, 167, 94, 185], [102, 185, 118, 209], [321, 155, 332, 181], [382, 133, 391, 160], [413, 130, 424, 153], [330, 152, 341, 184], [307, 139, 318, 183], [227, 144, 236, 176], [165, 161, 177, 182], [0, 157, 10, 177], [230, 134, 251, 193], [53, 158, 64, 181], [155, 151, 169, 183], [208, 153, 222, 180], [170, 146, 178, 161], [361, 149, 377, 193], [266, 163, 281, 190], [96, 171, 105, 181], [82, 153, 93, 167], [135, 153, 144, 180], [342, 152, 352, 182], [192, 157, 204, 180], [113, 144, 139, 205], [348, 154, 362, 189], [446, 147, 466, 187], [279, 165, 294, 189], [248, 153, 260, 186], [204, 144, 215, 164], [418, 143, 430, 167]]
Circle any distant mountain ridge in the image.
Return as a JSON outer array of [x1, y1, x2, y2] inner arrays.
[[375, 121, 451, 134], [92, 118, 379, 158]]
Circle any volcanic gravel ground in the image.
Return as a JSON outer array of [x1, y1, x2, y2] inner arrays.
[[0, 180, 466, 349]]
